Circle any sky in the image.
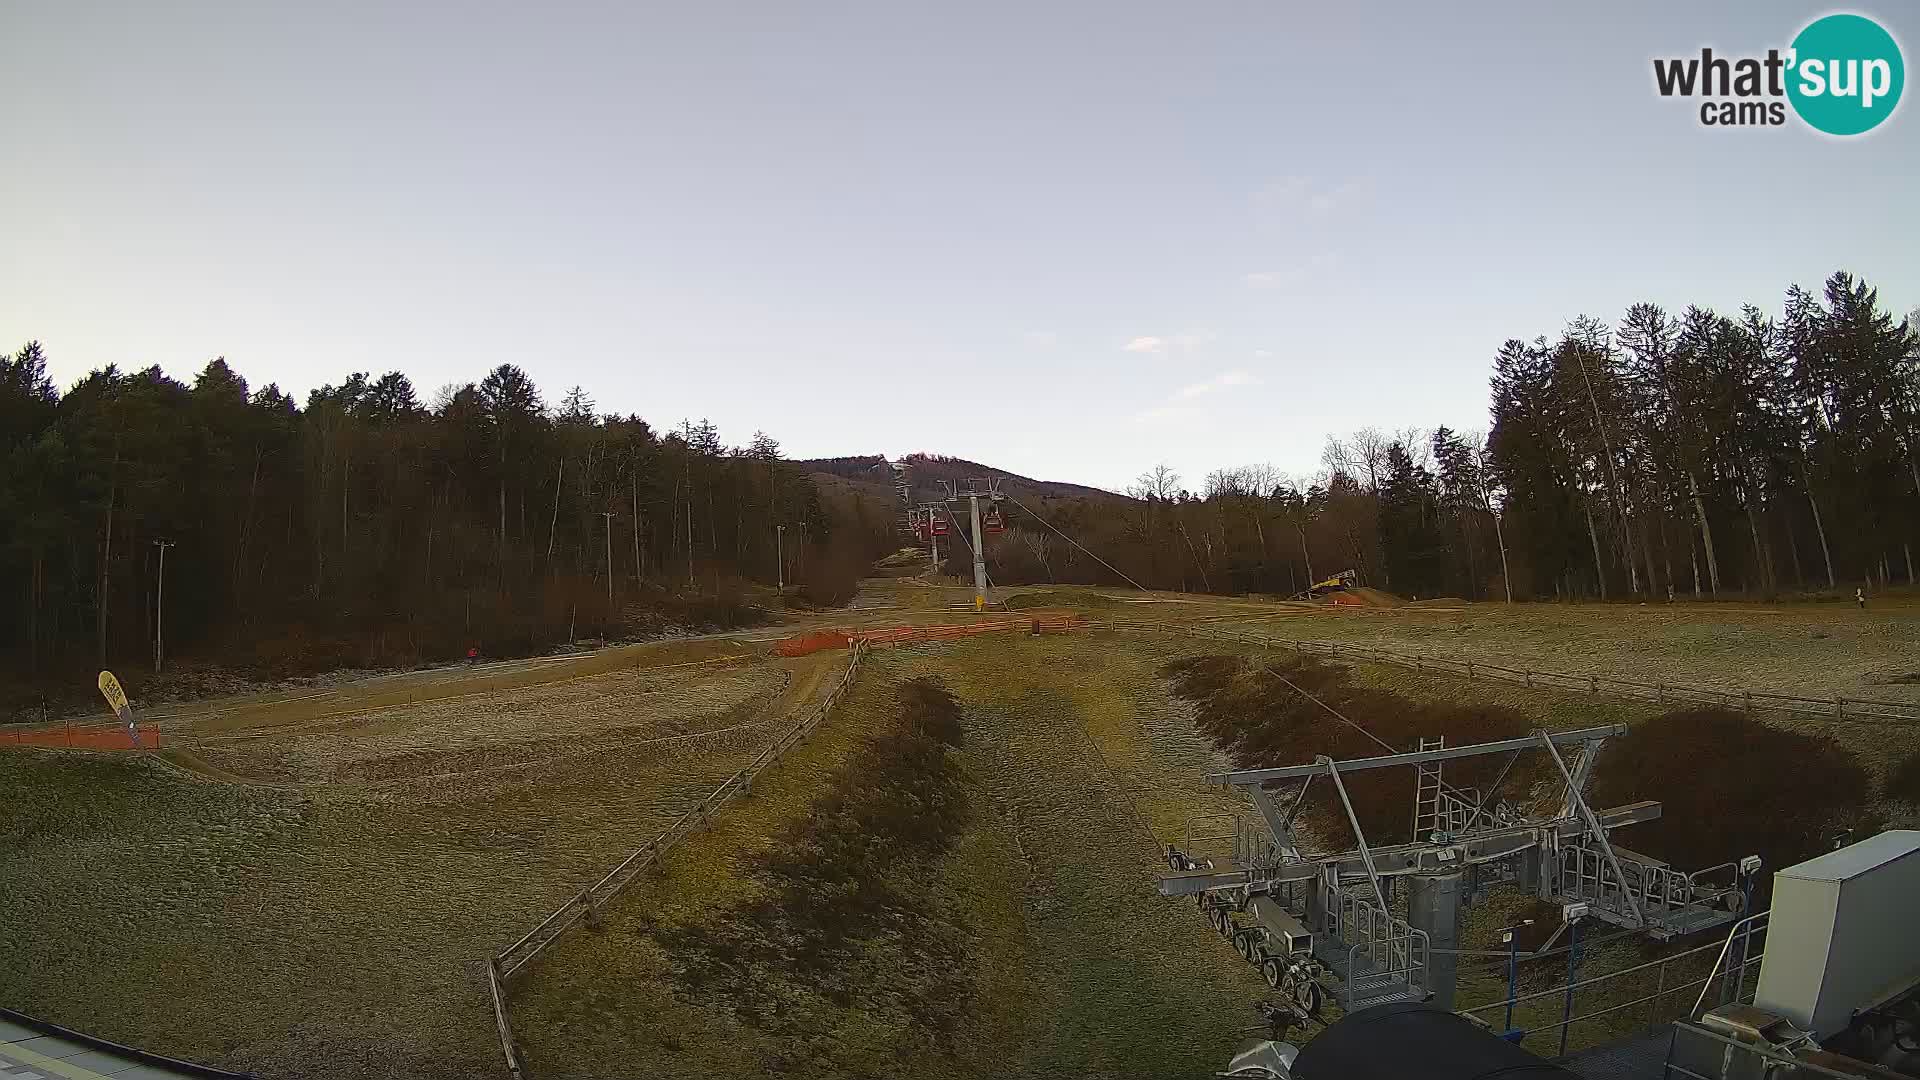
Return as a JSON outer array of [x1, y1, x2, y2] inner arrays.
[[3, 2, 1916, 493]]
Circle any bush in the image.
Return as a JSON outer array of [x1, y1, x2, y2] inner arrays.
[[796, 538, 872, 606], [1887, 749, 1920, 804], [1165, 654, 1536, 843], [1592, 708, 1875, 879]]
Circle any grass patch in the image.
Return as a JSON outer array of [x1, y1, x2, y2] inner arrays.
[[512, 635, 1273, 1079], [1003, 589, 1132, 611], [660, 678, 976, 1072], [0, 657, 810, 1080]]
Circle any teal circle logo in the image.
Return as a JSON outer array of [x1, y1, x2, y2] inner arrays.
[[1787, 14, 1904, 135]]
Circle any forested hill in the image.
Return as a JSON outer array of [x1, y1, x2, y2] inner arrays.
[[798, 453, 1120, 502], [4, 270, 1912, 711], [0, 357, 894, 715]]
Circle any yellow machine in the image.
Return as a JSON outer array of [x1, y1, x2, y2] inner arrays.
[[1306, 569, 1357, 596]]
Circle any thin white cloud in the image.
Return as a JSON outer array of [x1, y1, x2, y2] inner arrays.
[[1244, 254, 1337, 290], [1121, 336, 1165, 353], [1174, 368, 1260, 400], [1252, 177, 1369, 234], [1022, 330, 1060, 348], [1243, 269, 1304, 290], [1133, 404, 1201, 425]]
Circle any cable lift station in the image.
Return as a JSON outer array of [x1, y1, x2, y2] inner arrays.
[[1161, 726, 1763, 1017]]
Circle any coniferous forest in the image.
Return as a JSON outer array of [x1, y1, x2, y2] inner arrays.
[[0, 357, 892, 713], [3, 271, 1914, 712]]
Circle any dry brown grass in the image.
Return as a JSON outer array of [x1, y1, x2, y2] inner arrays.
[[0, 651, 841, 1080], [1205, 598, 1920, 717], [10, 582, 1919, 1077], [507, 635, 1275, 1079]]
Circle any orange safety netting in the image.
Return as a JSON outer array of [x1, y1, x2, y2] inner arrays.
[[772, 630, 855, 657], [0, 722, 162, 751]]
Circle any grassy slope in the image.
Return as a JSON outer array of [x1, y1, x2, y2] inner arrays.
[[1205, 599, 1920, 712], [511, 635, 1272, 1080], [0, 655, 825, 1080], [10, 585, 1912, 1075]]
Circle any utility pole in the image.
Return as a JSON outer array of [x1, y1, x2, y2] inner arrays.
[[598, 511, 615, 613], [151, 539, 174, 673], [776, 524, 785, 593]]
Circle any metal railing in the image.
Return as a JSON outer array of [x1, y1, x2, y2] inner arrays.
[[484, 641, 871, 1079], [1556, 843, 1744, 931], [1664, 1015, 1843, 1080], [1459, 918, 1766, 1043], [1690, 910, 1770, 1019]]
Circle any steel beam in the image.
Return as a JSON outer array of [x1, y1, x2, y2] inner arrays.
[[1155, 801, 1661, 898], [1212, 724, 1626, 788], [1540, 732, 1646, 927]]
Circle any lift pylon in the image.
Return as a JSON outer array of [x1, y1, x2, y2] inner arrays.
[[941, 478, 1006, 608], [1162, 725, 1760, 1015]]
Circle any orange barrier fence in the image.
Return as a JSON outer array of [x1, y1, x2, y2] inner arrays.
[[772, 615, 1084, 656], [0, 722, 162, 750]]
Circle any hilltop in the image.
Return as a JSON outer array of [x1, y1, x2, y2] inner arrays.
[[796, 452, 1123, 504]]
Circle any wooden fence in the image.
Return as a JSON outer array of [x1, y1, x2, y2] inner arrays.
[[484, 640, 871, 1079], [1093, 622, 1920, 727]]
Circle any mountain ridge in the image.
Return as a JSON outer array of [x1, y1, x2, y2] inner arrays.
[[796, 453, 1124, 502]]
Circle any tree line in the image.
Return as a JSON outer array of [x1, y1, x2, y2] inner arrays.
[[0, 353, 887, 711], [964, 272, 1917, 603]]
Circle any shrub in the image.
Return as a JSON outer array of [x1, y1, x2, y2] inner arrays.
[[1887, 749, 1920, 804], [1166, 654, 1535, 843], [1592, 708, 1875, 879], [663, 677, 975, 1068]]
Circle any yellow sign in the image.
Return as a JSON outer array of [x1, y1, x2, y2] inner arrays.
[[975, 594, 985, 611], [97, 670, 129, 717]]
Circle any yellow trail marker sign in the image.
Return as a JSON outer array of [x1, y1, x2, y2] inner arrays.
[[98, 670, 130, 717], [98, 670, 143, 748]]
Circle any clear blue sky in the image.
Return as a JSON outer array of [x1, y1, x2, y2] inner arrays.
[[3, 2, 1914, 492]]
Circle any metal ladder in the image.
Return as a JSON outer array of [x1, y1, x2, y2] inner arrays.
[[1412, 736, 1445, 840]]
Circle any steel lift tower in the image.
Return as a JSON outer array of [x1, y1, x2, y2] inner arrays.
[[906, 505, 951, 569], [942, 478, 1007, 608], [1161, 726, 1759, 1015], [876, 457, 915, 538]]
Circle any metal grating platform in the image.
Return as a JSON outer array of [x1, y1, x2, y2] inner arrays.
[[1559, 1026, 1675, 1080]]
